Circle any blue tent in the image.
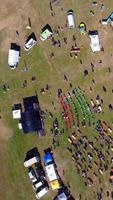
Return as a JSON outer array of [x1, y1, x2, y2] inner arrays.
[[43, 153, 53, 165]]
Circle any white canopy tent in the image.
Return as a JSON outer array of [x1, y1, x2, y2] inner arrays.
[[45, 164, 58, 182], [12, 109, 21, 119]]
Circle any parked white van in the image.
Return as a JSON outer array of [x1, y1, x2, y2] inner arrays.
[[67, 10, 75, 29], [36, 185, 49, 199]]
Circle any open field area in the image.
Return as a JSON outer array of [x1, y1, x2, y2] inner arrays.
[[1, 0, 113, 199]]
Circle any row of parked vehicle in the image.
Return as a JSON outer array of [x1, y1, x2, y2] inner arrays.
[[24, 148, 49, 199], [8, 24, 52, 69], [8, 7, 87, 70], [24, 147, 62, 199]]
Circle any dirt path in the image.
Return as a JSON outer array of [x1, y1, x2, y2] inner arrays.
[[0, 118, 13, 140], [0, 0, 39, 53]]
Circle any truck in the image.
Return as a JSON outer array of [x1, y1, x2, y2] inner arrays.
[[67, 10, 75, 29]]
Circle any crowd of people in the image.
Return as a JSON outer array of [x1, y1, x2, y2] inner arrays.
[[66, 117, 113, 200], [37, 73, 113, 199], [2, 1, 113, 199]]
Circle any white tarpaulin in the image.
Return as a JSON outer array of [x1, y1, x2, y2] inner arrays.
[[45, 164, 58, 182], [89, 33, 100, 52], [12, 109, 21, 119]]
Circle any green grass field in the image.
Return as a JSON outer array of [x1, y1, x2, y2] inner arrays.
[[1, 0, 113, 200]]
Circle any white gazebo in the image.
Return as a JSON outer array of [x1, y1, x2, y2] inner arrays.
[[12, 109, 21, 119]]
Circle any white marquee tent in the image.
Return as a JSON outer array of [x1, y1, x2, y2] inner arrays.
[[45, 164, 58, 182]]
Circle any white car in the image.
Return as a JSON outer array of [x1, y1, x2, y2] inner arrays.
[[33, 178, 43, 190], [28, 169, 37, 183], [36, 185, 49, 199]]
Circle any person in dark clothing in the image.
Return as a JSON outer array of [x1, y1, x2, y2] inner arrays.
[[64, 74, 68, 81]]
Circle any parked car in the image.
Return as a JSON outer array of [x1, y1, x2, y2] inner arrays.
[[79, 22, 86, 35], [35, 163, 46, 178], [33, 179, 48, 190], [36, 184, 49, 199], [33, 178, 44, 189], [28, 168, 37, 183]]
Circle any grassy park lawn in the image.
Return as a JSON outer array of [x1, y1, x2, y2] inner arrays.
[[1, 0, 113, 200]]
